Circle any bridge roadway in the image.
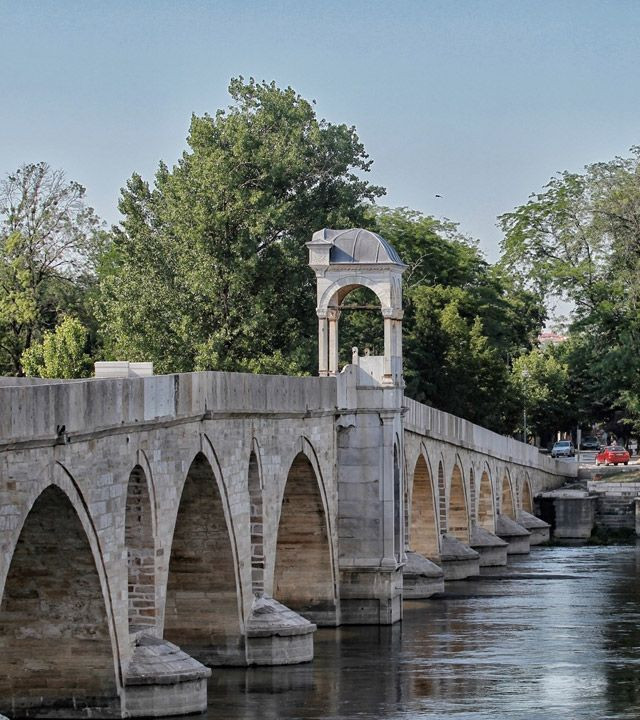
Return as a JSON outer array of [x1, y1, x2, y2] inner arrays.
[[0, 369, 573, 718]]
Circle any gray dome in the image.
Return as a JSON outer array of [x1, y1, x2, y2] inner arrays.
[[310, 228, 404, 266]]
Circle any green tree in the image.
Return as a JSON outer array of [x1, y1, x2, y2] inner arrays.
[[0, 162, 102, 375], [336, 207, 544, 431], [500, 148, 640, 435], [97, 78, 383, 374], [21, 316, 92, 379], [510, 347, 570, 445]]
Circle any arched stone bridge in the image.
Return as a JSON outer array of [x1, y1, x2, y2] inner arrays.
[[0, 228, 573, 718], [0, 371, 569, 718]]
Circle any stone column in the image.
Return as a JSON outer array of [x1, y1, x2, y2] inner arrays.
[[317, 311, 329, 377], [327, 307, 340, 376], [382, 308, 404, 386]]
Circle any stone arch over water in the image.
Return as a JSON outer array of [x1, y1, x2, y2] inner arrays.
[[248, 443, 265, 596], [448, 462, 470, 542], [521, 474, 533, 513], [501, 472, 516, 519], [409, 451, 440, 558], [164, 451, 242, 665], [274, 449, 336, 625], [477, 468, 496, 532], [125, 464, 156, 633], [0, 485, 118, 716]]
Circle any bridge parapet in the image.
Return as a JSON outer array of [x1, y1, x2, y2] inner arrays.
[[0, 371, 337, 448], [404, 396, 576, 478]]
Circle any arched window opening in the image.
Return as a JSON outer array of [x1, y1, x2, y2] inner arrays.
[[165, 453, 241, 664], [126, 465, 155, 633], [501, 475, 516, 520], [410, 455, 439, 558], [477, 471, 495, 532], [337, 286, 384, 368], [248, 450, 264, 596], [448, 464, 469, 543], [274, 452, 334, 624], [0, 486, 117, 714]]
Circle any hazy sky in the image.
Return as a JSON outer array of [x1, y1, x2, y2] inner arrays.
[[2, 0, 639, 261]]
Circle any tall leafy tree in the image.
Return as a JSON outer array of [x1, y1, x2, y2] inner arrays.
[[98, 78, 383, 374], [337, 207, 543, 431], [0, 162, 102, 375], [500, 148, 640, 434]]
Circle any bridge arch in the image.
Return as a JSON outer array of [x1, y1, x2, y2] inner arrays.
[[408, 447, 440, 558], [164, 448, 243, 664], [274, 437, 337, 625], [501, 470, 516, 519], [248, 439, 265, 596], [521, 473, 534, 513], [448, 458, 470, 542], [0, 480, 120, 715], [477, 465, 496, 532], [125, 463, 156, 633]]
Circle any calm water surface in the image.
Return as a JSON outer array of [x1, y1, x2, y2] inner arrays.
[[194, 546, 640, 719]]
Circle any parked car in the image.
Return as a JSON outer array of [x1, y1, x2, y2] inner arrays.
[[580, 436, 600, 451], [551, 440, 575, 458], [595, 445, 630, 466]]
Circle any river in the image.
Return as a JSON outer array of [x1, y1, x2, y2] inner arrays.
[[188, 545, 640, 719]]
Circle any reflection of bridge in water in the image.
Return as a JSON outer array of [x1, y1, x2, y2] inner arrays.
[[0, 229, 573, 718]]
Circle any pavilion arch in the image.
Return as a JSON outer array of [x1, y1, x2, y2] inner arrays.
[[448, 459, 470, 543], [501, 471, 516, 520], [0, 479, 120, 715], [164, 447, 243, 665], [125, 463, 156, 633], [477, 464, 496, 532], [248, 438, 265, 596], [409, 447, 441, 558], [521, 474, 534, 514], [274, 437, 337, 625], [319, 274, 388, 315]]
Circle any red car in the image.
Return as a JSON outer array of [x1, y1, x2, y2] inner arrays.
[[595, 445, 630, 466]]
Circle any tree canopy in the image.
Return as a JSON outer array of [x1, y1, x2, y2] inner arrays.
[[500, 148, 640, 439], [0, 162, 101, 375], [97, 77, 383, 375]]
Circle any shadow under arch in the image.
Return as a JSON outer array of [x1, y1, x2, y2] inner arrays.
[[409, 448, 440, 559], [477, 466, 496, 532], [0, 483, 120, 716], [501, 471, 516, 520], [448, 461, 470, 543], [274, 438, 337, 626], [164, 450, 243, 666]]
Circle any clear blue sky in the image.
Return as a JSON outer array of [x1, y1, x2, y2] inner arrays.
[[1, 0, 639, 261]]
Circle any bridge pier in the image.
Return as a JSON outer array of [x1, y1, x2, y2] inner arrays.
[[402, 551, 445, 598], [470, 526, 508, 567]]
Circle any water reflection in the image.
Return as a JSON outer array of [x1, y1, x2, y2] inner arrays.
[[185, 546, 640, 719]]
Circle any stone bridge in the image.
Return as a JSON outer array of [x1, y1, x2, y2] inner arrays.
[[0, 228, 573, 718]]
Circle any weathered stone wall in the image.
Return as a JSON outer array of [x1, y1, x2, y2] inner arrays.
[[587, 481, 640, 532], [0, 372, 338, 712]]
